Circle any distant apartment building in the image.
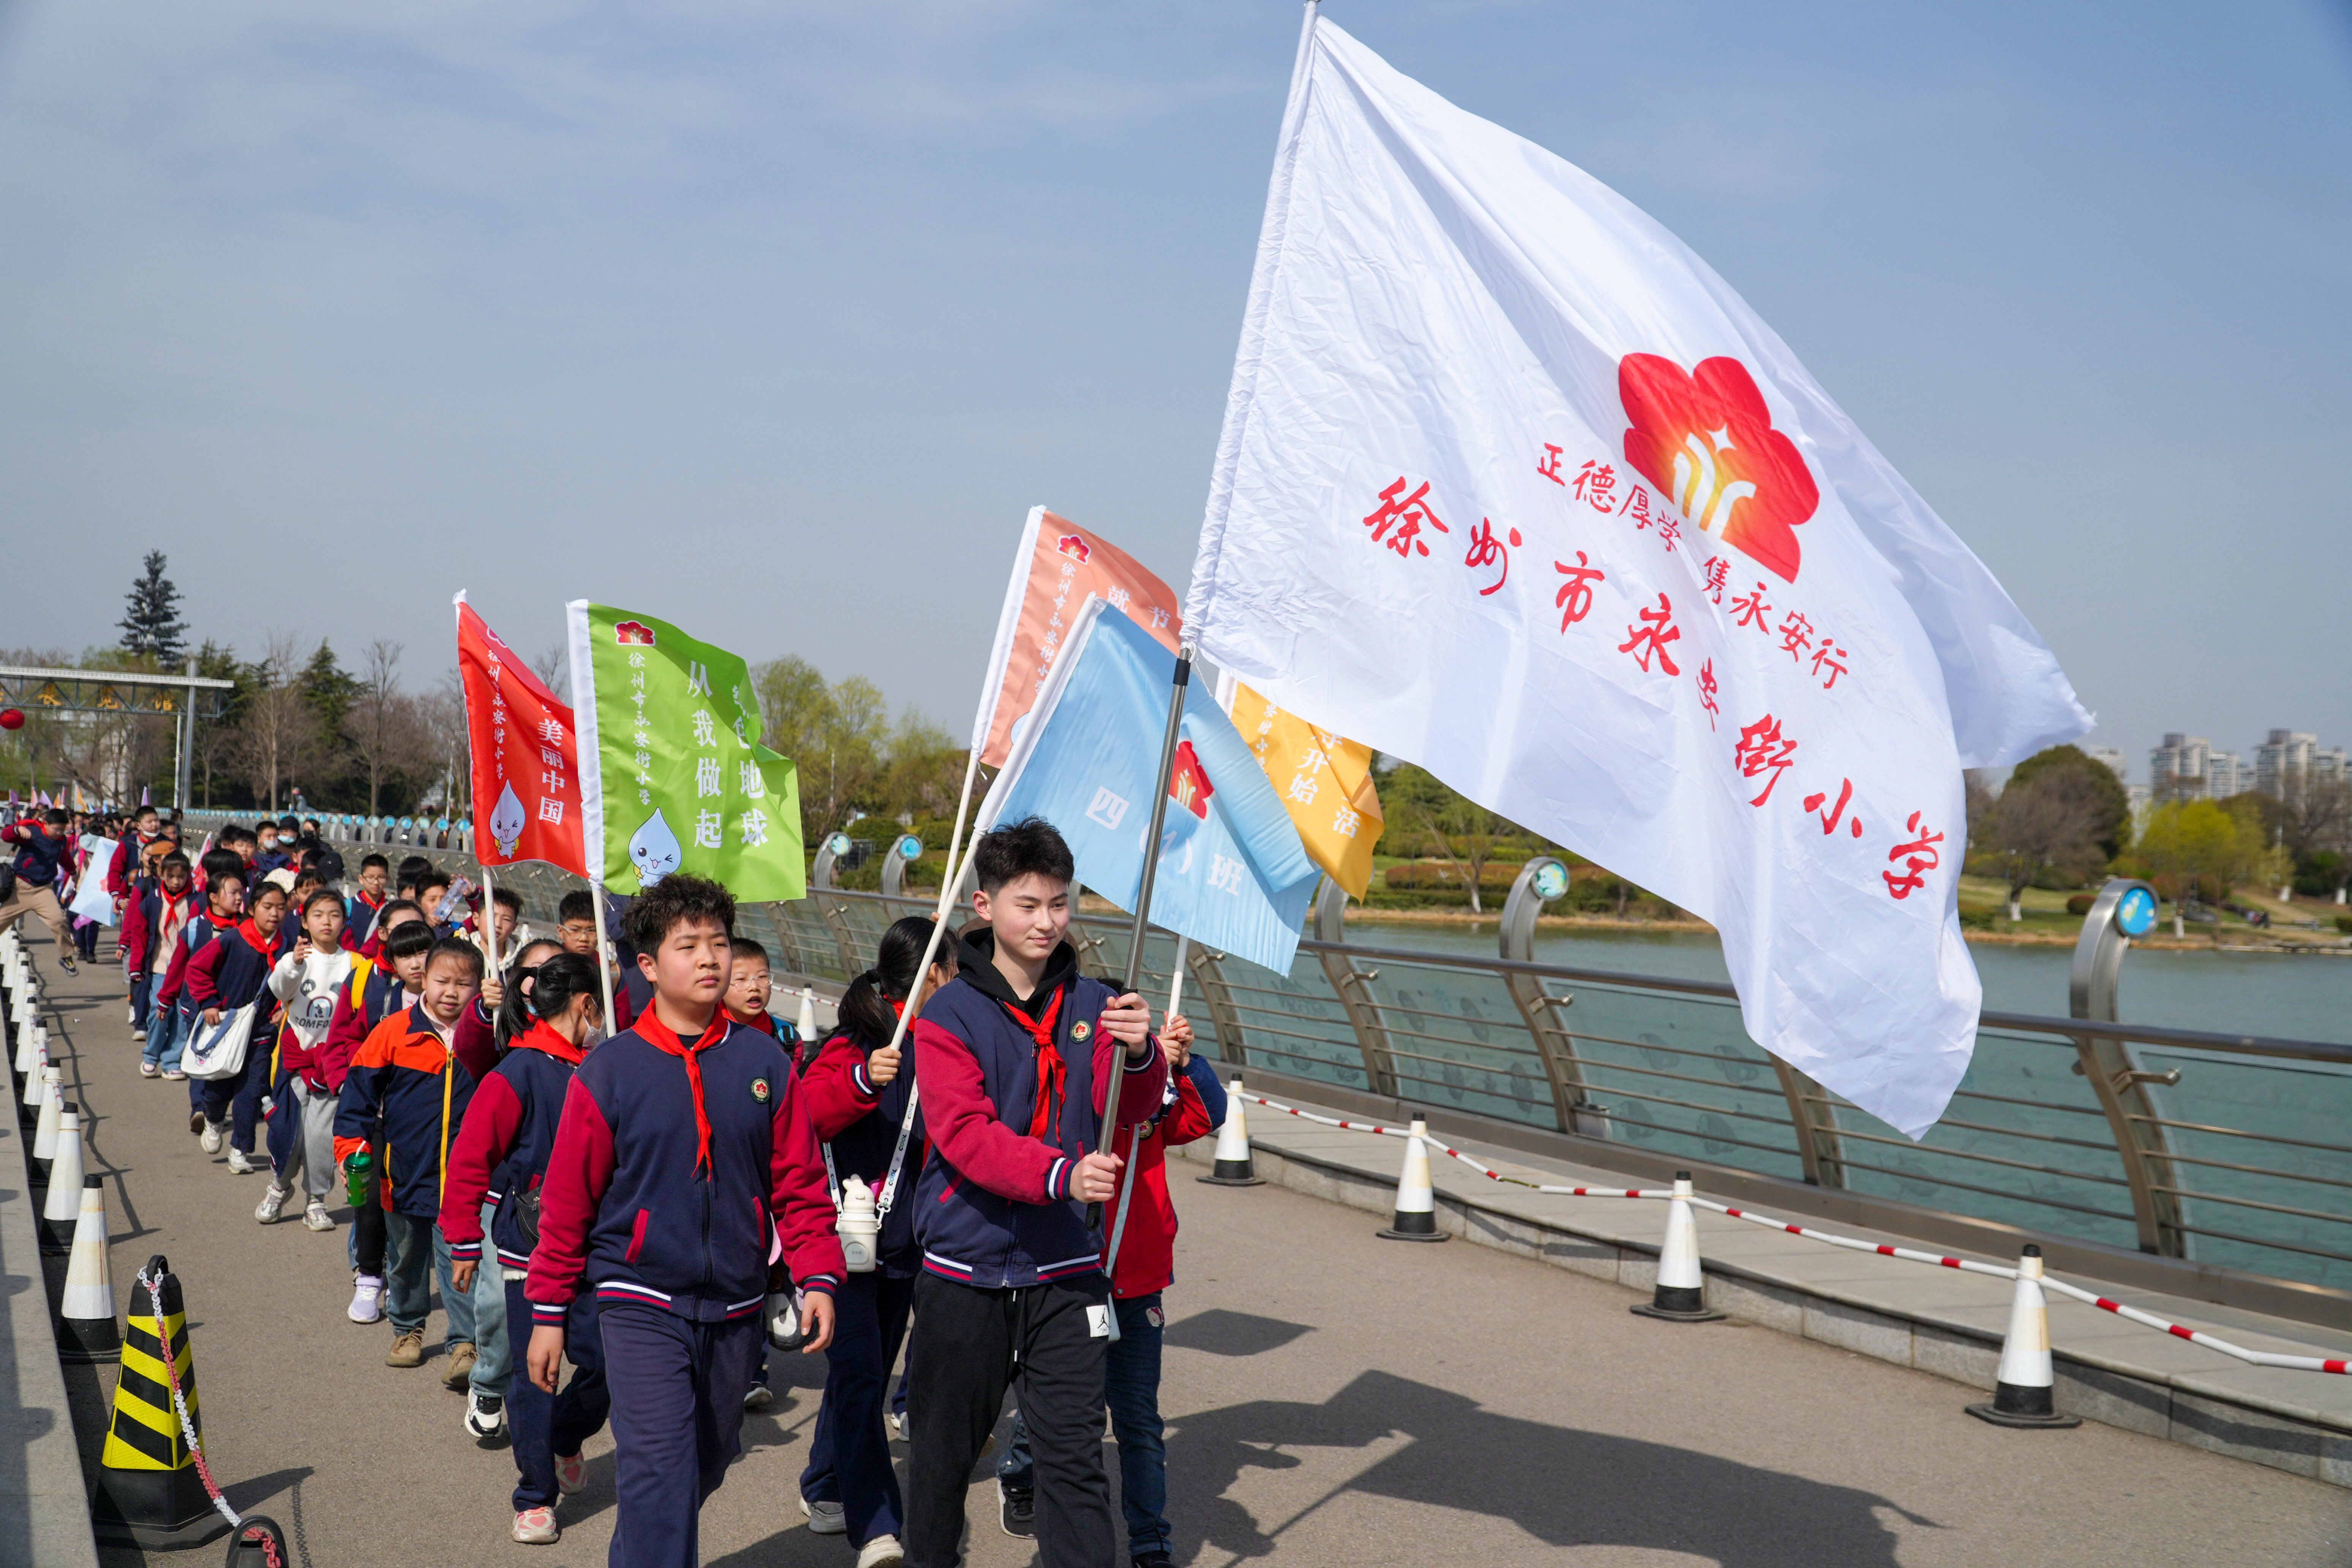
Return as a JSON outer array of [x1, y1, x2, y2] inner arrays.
[[2083, 744, 2127, 780], [2149, 733, 2256, 801], [2208, 750, 2249, 799], [2254, 729, 2347, 807]]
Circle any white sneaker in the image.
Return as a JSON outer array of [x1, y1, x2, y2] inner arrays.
[[743, 1383, 774, 1411], [302, 1197, 334, 1232], [511, 1506, 558, 1545], [226, 1147, 267, 1174], [885, 1410, 907, 1443], [254, 1183, 292, 1224], [856, 1536, 905, 1568], [199, 1121, 225, 1154], [139, 1061, 160, 1078], [347, 1274, 386, 1324], [801, 1494, 847, 1535], [554, 1450, 586, 1495], [465, 1389, 507, 1441]]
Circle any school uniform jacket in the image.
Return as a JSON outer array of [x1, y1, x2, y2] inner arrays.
[[333, 1006, 482, 1219], [524, 1015, 845, 1326], [909, 928, 1169, 1291], [121, 881, 195, 982], [441, 1021, 587, 1271], [316, 960, 400, 1091], [801, 1029, 923, 1277], [1106, 1056, 1223, 1301], [183, 921, 287, 1053]]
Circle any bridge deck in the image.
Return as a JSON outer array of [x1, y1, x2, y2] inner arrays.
[[14, 938, 2352, 1566]]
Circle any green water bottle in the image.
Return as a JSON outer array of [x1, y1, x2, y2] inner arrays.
[[345, 1149, 372, 1209]]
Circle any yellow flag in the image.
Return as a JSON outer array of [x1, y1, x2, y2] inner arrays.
[[1225, 681, 1383, 899]]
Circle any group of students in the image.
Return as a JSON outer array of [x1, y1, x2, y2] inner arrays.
[[24, 801, 1228, 1568]]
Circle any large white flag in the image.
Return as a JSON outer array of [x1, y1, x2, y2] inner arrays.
[[1184, 12, 2090, 1137]]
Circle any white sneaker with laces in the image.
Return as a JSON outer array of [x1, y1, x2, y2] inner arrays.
[[465, 1389, 507, 1440], [302, 1197, 334, 1232], [199, 1121, 225, 1154], [254, 1183, 291, 1224], [227, 1147, 266, 1174], [347, 1274, 386, 1324], [856, 1535, 906, 1568]]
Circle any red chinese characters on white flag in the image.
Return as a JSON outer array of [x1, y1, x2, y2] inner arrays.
[[1184, 16, 2089, 1137], [455, 593, 589, 877]]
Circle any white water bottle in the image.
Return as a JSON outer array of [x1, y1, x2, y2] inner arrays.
[[766, 1290, 805, 1352], [837, 1174, 879, 1274]]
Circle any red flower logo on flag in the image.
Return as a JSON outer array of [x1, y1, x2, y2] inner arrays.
[[1056, 534, 1092, 564], [1167, 740, 1215, 820], [615, 621, 656, 646], [1619, 354, 1817, 583]]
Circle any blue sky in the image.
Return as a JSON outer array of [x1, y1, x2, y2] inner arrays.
[[2, 1, 2346, 780]]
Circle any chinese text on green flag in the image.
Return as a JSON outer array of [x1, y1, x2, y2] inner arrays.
[[564, 602, 805, 900]]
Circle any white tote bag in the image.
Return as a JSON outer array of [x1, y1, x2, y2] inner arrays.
[[182, 1001, 259, 1081]]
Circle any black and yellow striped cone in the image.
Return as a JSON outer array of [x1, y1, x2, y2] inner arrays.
[[89, 1256, 231, 1551]]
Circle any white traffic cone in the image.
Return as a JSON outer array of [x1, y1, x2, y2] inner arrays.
[[31, 1067, 64, 1182], [1966, 1245, 2081, 1428], [1197, 1076, 1264, 1187], [41, 1103, 85, 1253], [1631, 1172, 1724, 1322], [1377, 1118, 1446, 1241], [19, 1040, 47, 1127], [13, 1010, 36, 1079], [59, 1176, 120, 1363], [798, 987, 819, 1044]]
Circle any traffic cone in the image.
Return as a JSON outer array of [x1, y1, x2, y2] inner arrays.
[[90, 1256, 231, 1551], [58, 1176, 120, 1364], [11, 1008, 35, 1080], [1377, 1118, 1447, 1241], [798, 986, 819, 1043], [19, 1038, 46, 1127], [1631, 1173, 1724, 1321], [31, 1067, 64, 1183], [1966, 1245, 2082, 1428], [41, 1103, 84, 1253], [1197, 1076, 1264, 1187]]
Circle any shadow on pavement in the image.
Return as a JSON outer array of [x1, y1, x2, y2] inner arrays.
[[1168, 1368, 1940, 1568], [1163, 1310, 1314, 1359]]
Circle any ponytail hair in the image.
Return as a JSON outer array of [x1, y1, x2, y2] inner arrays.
[[836, 915, 948, 1050], [496, 938, 564, 1046], [527, 951, 604, 1028]]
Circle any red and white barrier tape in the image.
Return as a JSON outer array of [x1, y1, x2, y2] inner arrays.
[[1231, 1091, 2350, 1376]]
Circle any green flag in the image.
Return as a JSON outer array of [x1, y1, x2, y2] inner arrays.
[[564, 601, 805, 900]]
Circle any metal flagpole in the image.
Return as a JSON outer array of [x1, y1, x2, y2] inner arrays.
[[590, 880, 619, 1034], [1097, 648, 1192, 1177]]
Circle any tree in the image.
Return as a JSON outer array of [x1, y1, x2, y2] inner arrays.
[[2138, 798, 2267, 912], [2007, 744, 2131, 859], [1971, 766, 2107, 920], [117, 552, 188, 665], [877, 714, 966, 822], [190, 640, 249, 809], [753, 656, 891, 841], [229, 633, 326, 813], [348, 640, 429, 817], [1381, 762, 1513, 914]]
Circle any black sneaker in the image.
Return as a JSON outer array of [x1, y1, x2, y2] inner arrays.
[[1133, 1555, 1174, 1568], [997, 1480, 1035, 1540], [56, 953, 78, 976]]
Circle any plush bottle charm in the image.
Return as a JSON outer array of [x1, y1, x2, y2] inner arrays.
[[837, 1174, 879, 1274]]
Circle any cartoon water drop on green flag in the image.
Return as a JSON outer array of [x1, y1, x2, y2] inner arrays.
[[564, 602, 805, 900]]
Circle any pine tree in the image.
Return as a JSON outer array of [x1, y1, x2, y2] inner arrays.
[[118, 552, 189, 665]]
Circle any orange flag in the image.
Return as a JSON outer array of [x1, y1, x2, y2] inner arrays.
[[973, 507, 1183, 767]]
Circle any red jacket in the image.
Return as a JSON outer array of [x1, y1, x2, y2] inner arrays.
[[1105, 1062, 1218, 1299]]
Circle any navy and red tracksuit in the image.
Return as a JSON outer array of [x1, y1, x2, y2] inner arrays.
[[183, 920, 288, 1152], [443, 1021, 609, 1513], [332, 1004, 482, 1222], [525, 1012, 845, 1568], [901, 926, 1168, 1568], [796, 1018, 923, 1547], [345, 888, 388, 949], [121, 878, 194, 1033]]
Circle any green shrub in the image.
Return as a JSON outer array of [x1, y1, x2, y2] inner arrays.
[[2336, 915, 2352, 936], [2066, 893, 2095, 917]]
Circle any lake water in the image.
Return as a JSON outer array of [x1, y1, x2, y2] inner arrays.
[[1356, 923, 2352, 1045]]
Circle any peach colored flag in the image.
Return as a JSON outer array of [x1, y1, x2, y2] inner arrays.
[[974, 507, 1183, 767]]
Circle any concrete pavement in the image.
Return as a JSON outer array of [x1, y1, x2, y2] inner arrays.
[[18, 928, 2352, 1566]]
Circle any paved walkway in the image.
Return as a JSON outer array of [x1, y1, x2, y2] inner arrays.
[[17, 931, 2352, 1566]]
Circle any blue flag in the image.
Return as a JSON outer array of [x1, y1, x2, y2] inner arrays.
[[977, 598, 1320, 975]]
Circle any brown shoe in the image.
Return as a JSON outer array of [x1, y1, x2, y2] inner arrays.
[[386, 1330, 425, 1369], [443, 1340, 477, 1389]]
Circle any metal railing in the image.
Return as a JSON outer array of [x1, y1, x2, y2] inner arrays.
[[174, 807, 473, 852], [276, 840, 2352, 1300]]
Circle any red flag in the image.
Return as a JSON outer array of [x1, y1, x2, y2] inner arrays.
[[455, 593, 588, 876]]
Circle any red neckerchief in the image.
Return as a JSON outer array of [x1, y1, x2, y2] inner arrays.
[[155, 884, 192, 943], [235, 919, 275, 958], [1002, 987, 1067, 1140], [511, 1018, 587, 1067], [644, 1010, 730, 1175], [725, 1005, 775, 1037]]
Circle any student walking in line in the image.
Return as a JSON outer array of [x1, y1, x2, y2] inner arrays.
[[335, 937, 489, 1373], [716, 936, 800, 1416], [793, 916, 953, 1567], [124, 850, 196, 1067], [525, 874, 843, 1568], [321, 906, 432, 1325], [185, 878, 293, 1172], [901, 817, 1169, 1568], [444, 951, 612, 1544], [256, 888, 356, 1230]]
